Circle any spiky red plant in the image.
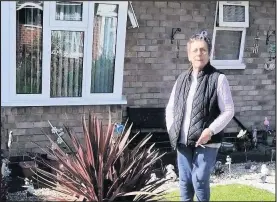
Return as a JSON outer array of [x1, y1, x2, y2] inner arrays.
[[32, 113, 167, 201]]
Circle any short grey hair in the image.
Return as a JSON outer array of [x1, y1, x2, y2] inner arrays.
[[188, 30, 212, 53]]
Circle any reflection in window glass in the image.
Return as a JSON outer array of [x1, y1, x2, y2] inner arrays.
[[55, 1, 83, 21], [50, 31, 84, 97], [91, 4, 118, 93], [223, 5, 245, 22], [213, 30, 242, 60], [16, 1, 43, 94]]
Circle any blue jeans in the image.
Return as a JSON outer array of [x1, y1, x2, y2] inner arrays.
[[177, 144, 219, 201]]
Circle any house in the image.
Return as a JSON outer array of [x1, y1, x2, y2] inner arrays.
[[1, 1, 276, 156]]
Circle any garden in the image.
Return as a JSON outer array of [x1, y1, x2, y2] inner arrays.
[[1, 113, 276, 201]]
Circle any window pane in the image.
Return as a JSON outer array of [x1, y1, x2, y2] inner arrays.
[[50, 31, 84, 97], [91, 4, 118, 93], [223, 5, 245, 22], [213, 30, 242, 60], [16, 1, 43, 94], [55, 1, 83, 21]]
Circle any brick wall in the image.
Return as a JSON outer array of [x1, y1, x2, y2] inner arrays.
[[1, 105, 123, 156], [123, 1, 276, 132]]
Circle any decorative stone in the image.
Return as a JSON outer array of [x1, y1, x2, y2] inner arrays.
[[250, 165, 258, 172], [261, 164, 270, 176]]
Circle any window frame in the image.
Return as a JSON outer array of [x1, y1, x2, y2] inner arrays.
[[210, 1, 247, 70], [218, 1, 249, 28], [1, 1, 128, 106], [210, 27, 246, 69], [49, 1, 89, 28]]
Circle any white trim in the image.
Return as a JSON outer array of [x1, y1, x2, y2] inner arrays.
[[2, 96, 127, 107], [218, 1, 249, 28], [127, 2, 139, 29], [42, 2, 51, 100], [49, 1, 89, 28], [85, 1, 128, 101], [210, 27, 246, 69], [213, 1, 219, 29], [112, 1, 128, 100], [9, 2, 48, 101], [211, 63, 246, 70], [1, 2, 10, 103], [83, 2, 94, 99], [17, 2, 43, 11], [1, 1, 129, 107]]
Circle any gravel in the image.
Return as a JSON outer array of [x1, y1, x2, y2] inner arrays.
[[155, 161, 275, 194], [7, 188, 77, 201], [7, 162, 275, 201]]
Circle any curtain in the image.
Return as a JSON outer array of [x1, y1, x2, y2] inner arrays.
[[55, 1, 82, 21], [91, 4, 118, 93], [50, 31, 84, 97]]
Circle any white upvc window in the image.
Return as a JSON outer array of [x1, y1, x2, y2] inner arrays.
[[218, 1, 249, 28], [210, 1, 249, 70], [1, 1, 138, 107], [210, 27, 246, 69]]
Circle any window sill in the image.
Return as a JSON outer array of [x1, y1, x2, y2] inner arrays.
[[1, 96, 127, 107], [211, 63, 246, 70]]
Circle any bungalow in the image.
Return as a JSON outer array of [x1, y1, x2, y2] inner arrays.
[[1, 1, 276, 156]]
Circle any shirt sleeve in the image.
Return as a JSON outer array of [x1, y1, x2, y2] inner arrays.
[[165, 81, 177, 133], [208, 74, 235, 135]]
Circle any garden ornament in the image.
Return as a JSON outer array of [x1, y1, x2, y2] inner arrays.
[[237, 129, 247, 138], [214, 161, 224, 175], [271, 149, 275, 162], [260, 164, 269, 176], [264, 59, 276, 71], [24, 177, 31, 186], [165, 164, 177, 181], [24, 178, 35, 195], [260, 164, 269, 183], [252, 128, 258, 148], [48, 120, 64, 138], [250, 165, 257, 172], [7, 130, 13, 148], [1, 159, 11, 177], [48, 121, 72, 153], [225, 155, 232, 174], [114, 123, 124, 135], [264, 117, 269, 127], [252, 30, 260, 54]]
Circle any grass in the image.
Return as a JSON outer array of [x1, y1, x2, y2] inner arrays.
[[161, 184, 275, 201]]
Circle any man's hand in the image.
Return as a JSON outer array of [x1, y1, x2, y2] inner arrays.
[[195, 128, 213, 147]]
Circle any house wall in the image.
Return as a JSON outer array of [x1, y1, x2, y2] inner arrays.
[[1, 1, 276, 156], [1, 106, 122, 156], [123, 1, 276, 132]]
